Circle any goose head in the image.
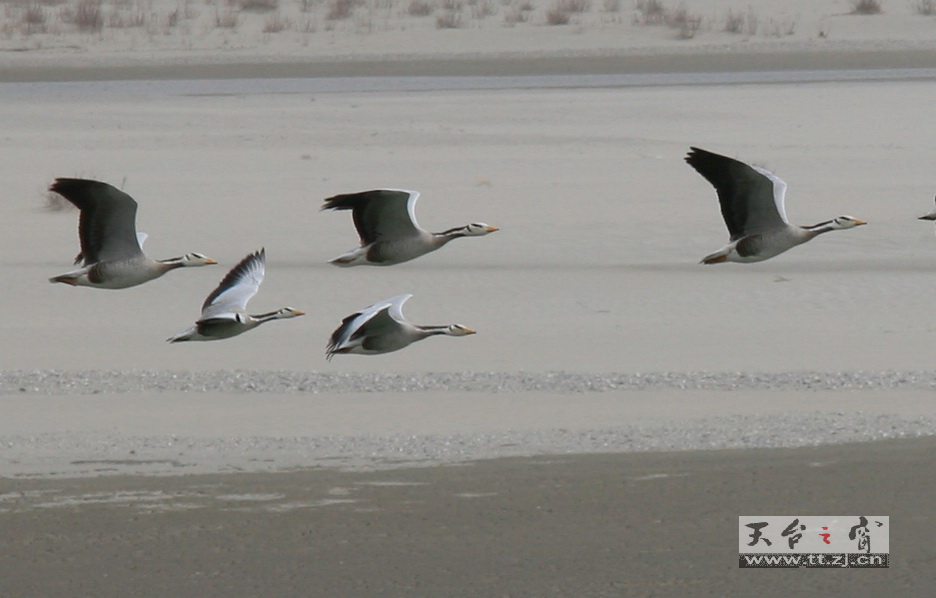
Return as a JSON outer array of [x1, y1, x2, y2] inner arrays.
[[829, 216, 867, 230], [178, 252, 218, 267], [445, 324, 476, 336], [461, 223, 499, 237]]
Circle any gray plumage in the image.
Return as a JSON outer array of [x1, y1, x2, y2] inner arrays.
[[48, 178, 216, 288], [167, 249, 304, 342], [326, 294, 475, 359], [322, 189, 498, 266], [685, 147, 866, 264]]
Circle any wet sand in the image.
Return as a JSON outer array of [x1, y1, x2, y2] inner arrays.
[[2, 437, 933, 597]]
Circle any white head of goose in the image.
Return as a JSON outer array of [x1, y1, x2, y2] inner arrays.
[[168, 248, 304, 342], [48, 178, 217, 289], [326, 294, 475, 360], [685, 147, 866, 264], [321, 189, 498, 266]]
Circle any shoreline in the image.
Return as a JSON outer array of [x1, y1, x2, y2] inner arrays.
[[4, 45, 936, 82]]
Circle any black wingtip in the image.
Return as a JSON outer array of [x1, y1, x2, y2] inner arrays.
[[49, 177, 102, 192]]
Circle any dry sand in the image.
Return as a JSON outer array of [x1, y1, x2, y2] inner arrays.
[[3, 4, 936, 593]]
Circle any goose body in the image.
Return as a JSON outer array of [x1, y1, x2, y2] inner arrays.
[[685, 147, 866, 264], [167, 249, 304, 342], [49, 178, 216, 288], [326, 294, 475, 359], [322, 189, 498, 266]]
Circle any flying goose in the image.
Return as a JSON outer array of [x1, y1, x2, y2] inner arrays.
[[322, 189, 498, 266], [326, 294, 475, 359], [48, 178, 217, 289], [918, 196, 936, 224], [685, 147, 866, 264], [167, 248, 304, 342]]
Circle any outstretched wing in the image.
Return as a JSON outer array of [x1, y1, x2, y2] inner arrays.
[[685, 147, 788, 240], [50, 178, 143, 264], [326, 294, 412, 358], [322, 189, 422, 244], [198, 249, 265, 320]]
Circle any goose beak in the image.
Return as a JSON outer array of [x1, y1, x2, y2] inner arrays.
[[854, 219, 867, 226], [464, 328, 477, 335], [206, 258, 219, 265], [294, 310, 306, 316], [919, 214, 936, 221], [485, 226, 499, 233]]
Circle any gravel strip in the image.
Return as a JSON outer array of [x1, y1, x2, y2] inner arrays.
[[3, 412, 933, 478], [3, 370, 936, 395]]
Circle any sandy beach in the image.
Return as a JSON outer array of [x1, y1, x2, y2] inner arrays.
[[3, 0, 936, 593]]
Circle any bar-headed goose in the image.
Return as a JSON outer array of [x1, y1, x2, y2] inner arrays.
[[168, 248, 304, 342], [322, 189, 498, 266], [49, 178, 217, 289], [326, 294, 475, 359], [685, 147, 866, 264]]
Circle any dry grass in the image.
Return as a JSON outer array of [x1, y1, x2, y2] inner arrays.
[[214, 7, 239, 27], [239, 0, 279, 11], [435, 9, 462, 27], [634, 0, 664, 24], [262, 10, 291, 31], [543, 7, 567, 24], [634, 0, 700, 38], [555, 0, 589, 12], [468, 0, 495, 19], [60, 0, 104, 32], [913, 0, 936, 15], [406, 0, 433, 16], [850, 0, 882, 14], [325, 0, 359, 20]]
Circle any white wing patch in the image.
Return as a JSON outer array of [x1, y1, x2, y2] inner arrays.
[[751, 165, 789, 224]]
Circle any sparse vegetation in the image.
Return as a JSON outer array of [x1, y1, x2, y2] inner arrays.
[[469, 0, 496, 19], [545, 5, 570, 24], [262, 10, 291, 31], [723, 8, 743, 33], [634, 0, 665, 25], [914, 0, 936, 15], [21, 4, 51, 33], [435, 9, 462, 27], [555, 0, 589, 12], [634, 0, 700, 38], [406, 0, 433, 16], [61, 0, 104, 32], [214, 7, 239, 27], [850, 0, 882, 14], [0, 0, 898, 53], [240, 0, 279, 11], [325, 0, 359, 20]]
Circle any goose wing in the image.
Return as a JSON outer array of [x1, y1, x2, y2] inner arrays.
[[198, 249, 265, 321], [327, 294, 412, 355], [322, 189, 422, 244], [685, 147, 789, 240], [50, 178, 144, 264]]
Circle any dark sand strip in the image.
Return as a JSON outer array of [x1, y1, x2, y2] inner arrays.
[[1, 437, 932, 597], [4, 48, 936, 82]]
